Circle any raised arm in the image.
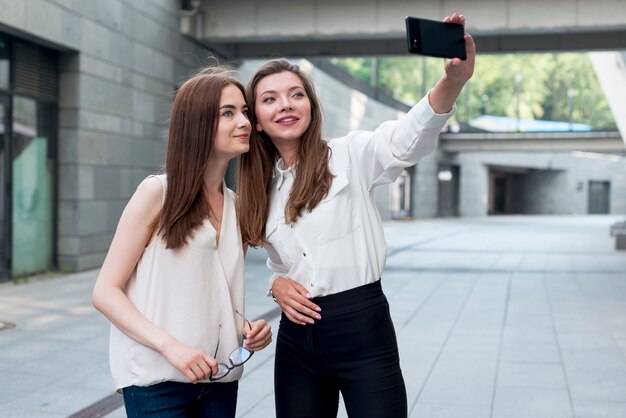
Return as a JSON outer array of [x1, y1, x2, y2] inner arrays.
[[428, 12, 476, 114]]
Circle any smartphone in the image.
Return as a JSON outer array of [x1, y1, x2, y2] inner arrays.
[[405, 16, 466, 60]]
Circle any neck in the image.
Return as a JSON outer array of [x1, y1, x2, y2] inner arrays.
[[275, 143, 300, 168], [204, 156, 229, 193]]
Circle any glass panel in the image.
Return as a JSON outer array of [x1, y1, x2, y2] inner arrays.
[[12, 96, 53, 277], [0, 95, 9, 280], [0, 35, 9, 90]]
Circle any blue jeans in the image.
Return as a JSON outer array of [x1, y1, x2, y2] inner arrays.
[[123, 380, 238, 418]]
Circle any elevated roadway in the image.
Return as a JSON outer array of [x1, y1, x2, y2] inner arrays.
[[181, 0, 626, 58]]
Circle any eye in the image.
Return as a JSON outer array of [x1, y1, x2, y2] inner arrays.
[[242, 109, 249, 118], [221, 110, 233, 117], [292, 91, 305, 98], [261, 97, 276, 104]]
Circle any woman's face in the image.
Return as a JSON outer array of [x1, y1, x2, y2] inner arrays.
[[254, 71, 312, 148], [213, 84, 251, 160]]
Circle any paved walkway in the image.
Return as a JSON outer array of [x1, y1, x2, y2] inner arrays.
[[1, 216, 625, 418]]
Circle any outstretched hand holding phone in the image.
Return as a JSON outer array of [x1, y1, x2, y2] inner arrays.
[[422, 12, 476, 114], [406, 15, 467, 60]]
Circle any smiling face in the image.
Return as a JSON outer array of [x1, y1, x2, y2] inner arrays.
[[212, 83, 251, 160], [253, 71, 312, 152]]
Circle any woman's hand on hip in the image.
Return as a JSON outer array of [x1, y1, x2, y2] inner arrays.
[[161, 338, 218, 383], [272, 277, 321, 325], [243, 319, 272, 351]]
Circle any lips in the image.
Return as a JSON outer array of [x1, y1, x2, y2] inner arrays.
[[275, 116, 299, 125]]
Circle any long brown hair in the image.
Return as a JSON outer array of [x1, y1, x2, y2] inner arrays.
[[159, 67, 246, 249], [237, 59, 333, 247]]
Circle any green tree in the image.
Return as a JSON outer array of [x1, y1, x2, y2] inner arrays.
[[331, 53, 616, 131]]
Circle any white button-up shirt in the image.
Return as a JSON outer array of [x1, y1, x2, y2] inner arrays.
[[264, 95, 454, 297]]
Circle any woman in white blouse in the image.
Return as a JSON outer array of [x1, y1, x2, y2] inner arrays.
[[237, 13, 474, 418], [92, 67, 272, 417]]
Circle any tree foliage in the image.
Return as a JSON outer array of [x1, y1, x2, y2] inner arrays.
[[330, 53, 616, 131]]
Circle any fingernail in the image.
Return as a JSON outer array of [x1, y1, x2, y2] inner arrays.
[[308, 319, 315, 324], [315, 314, 321, 320], [315, 307, 321, 312], [306, 293, 312, 298]]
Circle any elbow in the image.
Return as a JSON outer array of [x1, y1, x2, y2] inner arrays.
[[92, 283, 110, 314], [92, 288, 103, 312]]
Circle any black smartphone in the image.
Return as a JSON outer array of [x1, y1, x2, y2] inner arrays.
[[405, 16, 466, 60]]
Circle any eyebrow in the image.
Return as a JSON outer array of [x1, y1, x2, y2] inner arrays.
[[219, 104, 248, 110], [259, 86, 304, 96]]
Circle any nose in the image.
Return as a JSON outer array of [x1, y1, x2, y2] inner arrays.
[[238, 112, 251, 128], [279, 97, 293, 111]]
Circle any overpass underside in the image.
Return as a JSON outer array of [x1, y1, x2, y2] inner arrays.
[[183, 0, 626, 58], [196, 30, 626, 59]]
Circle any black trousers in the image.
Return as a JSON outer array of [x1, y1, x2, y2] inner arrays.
[[274, 280, 407, 418]]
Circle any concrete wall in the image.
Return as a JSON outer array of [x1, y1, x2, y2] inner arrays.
[[199, 0, 626, 41], [0, 0, 208, 271], [451, 151, 626, 216], [192, 0, 626, 57], [413, 149, 441, 218]]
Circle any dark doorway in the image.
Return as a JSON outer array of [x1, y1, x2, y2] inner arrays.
[[588, 181, 610, 214], [437, 164, 460, 217]]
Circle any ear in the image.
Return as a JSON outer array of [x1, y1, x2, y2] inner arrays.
[[256, 123, 263, 132]]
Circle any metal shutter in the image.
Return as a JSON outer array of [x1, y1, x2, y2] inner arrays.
[[13, 41, 58, 102]]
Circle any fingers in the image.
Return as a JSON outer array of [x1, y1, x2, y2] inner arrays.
[[281, 289, 321, 325], [244, 320, 273, 351], [189, 361, 211, 384], [464, 33, 476, 57], [163, 340, 218, 384], [203, 352, 219, 377], [444, 12, 465, 26], [272, 278, 322, 326], [182, 352, 216, 383]]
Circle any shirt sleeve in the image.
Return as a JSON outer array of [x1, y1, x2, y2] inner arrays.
[[264, 244, 290, 297], [347, 92, 455, 190]]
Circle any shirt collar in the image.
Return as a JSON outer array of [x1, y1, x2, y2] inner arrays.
[[274, 158, 295, 190]]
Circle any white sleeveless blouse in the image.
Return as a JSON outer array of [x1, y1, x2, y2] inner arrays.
[[109, 174, 246, 389]]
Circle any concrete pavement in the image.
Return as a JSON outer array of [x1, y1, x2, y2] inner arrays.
[[1, 216, 625, 418]]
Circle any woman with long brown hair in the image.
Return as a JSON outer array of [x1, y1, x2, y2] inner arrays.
[[92, 66, 272, 417], [238, 13, 474, 418]]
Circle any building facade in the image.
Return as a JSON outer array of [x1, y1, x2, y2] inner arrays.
[[0, 1, 209, 281]]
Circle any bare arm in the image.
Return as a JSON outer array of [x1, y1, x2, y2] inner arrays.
[[92, 177, 217, 383], [428, 12, 476, 114]]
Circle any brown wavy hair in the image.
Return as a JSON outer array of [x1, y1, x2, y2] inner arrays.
[[237, 59, 333, 247], [159, 67, 246, 249]]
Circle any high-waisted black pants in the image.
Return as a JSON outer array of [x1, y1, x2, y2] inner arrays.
[[274, 280, 407, 418]]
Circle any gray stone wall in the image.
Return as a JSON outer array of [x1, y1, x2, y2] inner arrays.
[[413, 149, 441, 218], [0, 0, 208, 271], [451, 151, 626, 216]]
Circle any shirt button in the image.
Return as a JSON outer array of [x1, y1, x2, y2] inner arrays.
[[303, 252, 306, 257], [310, 282, 314, 287]]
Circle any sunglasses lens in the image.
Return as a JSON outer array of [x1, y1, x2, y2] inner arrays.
[[230, 347, 252, 366]]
